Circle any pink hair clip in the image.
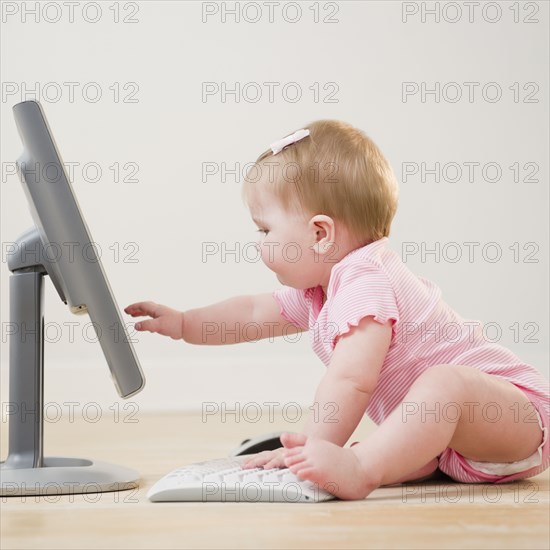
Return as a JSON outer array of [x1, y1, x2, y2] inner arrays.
[[270, 128, 310, 155]]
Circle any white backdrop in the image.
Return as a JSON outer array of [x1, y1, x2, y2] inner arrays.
[[1, 1, 548, 414]]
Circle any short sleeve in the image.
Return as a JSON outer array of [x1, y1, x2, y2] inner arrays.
[[327, 261, 400, 349], [272, 286, 311, 330]]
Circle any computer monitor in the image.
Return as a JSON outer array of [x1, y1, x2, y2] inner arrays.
[[0, 100, 145, 496]]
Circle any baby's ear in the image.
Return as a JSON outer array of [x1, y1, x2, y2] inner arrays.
[[313, 221, 328, 240], [309, 214, 336, 254]]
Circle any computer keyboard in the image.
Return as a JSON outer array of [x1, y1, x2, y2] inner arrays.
[[147, 455, 335, 503]]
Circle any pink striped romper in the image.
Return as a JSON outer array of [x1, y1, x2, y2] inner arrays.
[[273, 237, 549, 483]]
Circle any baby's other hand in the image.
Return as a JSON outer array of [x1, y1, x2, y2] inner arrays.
[[124, 301, 185, 340], [241, 448, 289, 470]]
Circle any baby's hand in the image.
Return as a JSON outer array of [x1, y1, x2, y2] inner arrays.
[[124, 301, 185, 340], [241, 448, 289, 470]]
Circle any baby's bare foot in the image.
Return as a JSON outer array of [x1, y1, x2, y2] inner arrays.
[[281, 433, 378, 500]]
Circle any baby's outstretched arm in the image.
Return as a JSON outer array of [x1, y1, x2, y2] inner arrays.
[[125, 293, 303, 344], [243, 316, 392, 469]]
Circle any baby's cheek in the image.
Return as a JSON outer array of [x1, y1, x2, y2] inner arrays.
[[259, 244, 278, 269]]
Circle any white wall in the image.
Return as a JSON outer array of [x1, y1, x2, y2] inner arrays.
[[1, 1, 548, 414]]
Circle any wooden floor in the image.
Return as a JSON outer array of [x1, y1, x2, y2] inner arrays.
[[1, 410, 549, 550]]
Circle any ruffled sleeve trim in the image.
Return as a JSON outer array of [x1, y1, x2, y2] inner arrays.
[[326, 260, 400, 349], [333, 311, 399, 349]]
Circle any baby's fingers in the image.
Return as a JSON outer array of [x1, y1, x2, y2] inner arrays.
[[242, 451, 272, 469], [124, 302, 147, 316], [125, 301, 158, 317], [134, 318, 160, 333], [263, 456, 286, 470]]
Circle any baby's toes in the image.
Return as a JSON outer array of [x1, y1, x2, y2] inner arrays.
[[288, 463, 314, 479], [285, 452, 307, 468], [281, 432, 308, 449], [284, 447, 301, 458]]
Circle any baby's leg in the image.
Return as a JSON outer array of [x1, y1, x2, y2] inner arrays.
[[350, 442, 439, 485], [384, 458, 440, 484], [283, 365, 544, 499]]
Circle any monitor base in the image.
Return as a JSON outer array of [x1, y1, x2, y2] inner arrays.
[[0, 457, 139, 496], [3, 227, 141, 498]]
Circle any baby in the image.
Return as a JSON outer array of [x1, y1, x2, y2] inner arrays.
[[125, 120, 549, 500]]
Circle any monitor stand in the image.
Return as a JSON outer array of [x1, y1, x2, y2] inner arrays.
[[0, 227, 139, 496]]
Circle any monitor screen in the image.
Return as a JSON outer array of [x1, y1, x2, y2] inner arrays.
[[12, 100, 145, 398]]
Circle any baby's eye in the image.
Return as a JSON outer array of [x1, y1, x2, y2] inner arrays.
[[256, 229, 269, 235]]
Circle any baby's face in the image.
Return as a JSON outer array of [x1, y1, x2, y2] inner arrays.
[[248, 189, 323, 289]]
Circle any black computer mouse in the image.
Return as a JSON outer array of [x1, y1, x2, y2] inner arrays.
[[230, 431, 284, 456]]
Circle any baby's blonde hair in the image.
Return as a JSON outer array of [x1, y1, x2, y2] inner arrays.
[[241, 119, 399, 245]]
